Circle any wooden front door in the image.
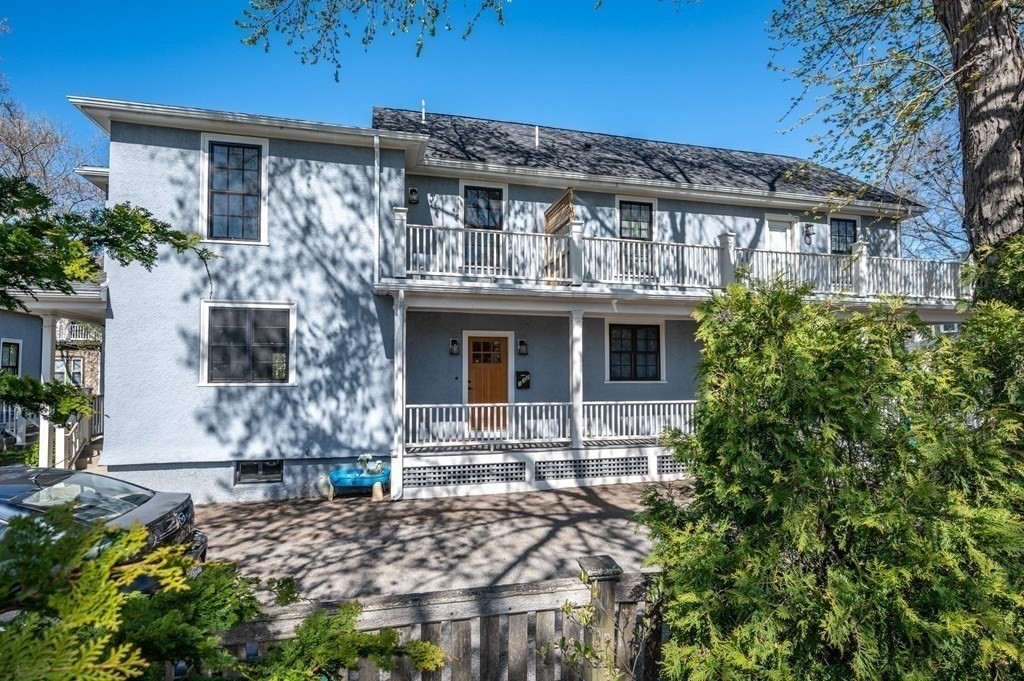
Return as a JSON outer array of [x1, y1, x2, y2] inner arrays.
[[467, 336, 508, 431]]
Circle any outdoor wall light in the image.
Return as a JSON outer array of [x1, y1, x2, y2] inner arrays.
[[803, 223, 815, 246], [449, 338, 460, 356], [408, 187, 420, 205], [518, 339, 529, 356]]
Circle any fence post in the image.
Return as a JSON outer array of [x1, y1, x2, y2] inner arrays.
[[578, 555, 623, 681], [570, 218, 584, 286], [393, 207, 408, 278], [853, 240, 870, 296], [718, 232, 736, 287]]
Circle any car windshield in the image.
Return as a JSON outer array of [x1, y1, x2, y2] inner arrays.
[[19, 472, 154, 523]]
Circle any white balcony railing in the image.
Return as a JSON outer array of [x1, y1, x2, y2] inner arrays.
[[0, 403, 26, 445], [583, 400, 696, 441], [56, 320, 103, 344], [406, 225, 572, 283], [582, 238, 721, 288], [406, 402, 572, 447], [393, 212, 969, 302]]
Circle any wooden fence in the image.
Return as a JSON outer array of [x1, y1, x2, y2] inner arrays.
[[221, 555, 663, 680]]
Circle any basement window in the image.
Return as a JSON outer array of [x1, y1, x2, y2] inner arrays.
[[235, 460, 284, 484]]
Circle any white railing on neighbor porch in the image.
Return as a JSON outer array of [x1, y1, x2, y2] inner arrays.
[[405, 402, 572, 447], [89, 394, 104, 437], [405, 225, 572, 282], [0, 403, 26, 445], [582, 238, 721, 288], [583, 400, 696, 441], [737, 249, 855, 293]]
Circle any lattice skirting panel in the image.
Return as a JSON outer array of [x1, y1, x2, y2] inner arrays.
[[404, 461, 527, 488], [657, 454, 687, 475], [535, 456, 648, 481]]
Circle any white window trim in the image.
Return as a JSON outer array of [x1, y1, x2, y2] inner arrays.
[[458, 179, 509, 230], [615, 195, 659, 241], [198, 132, 271, 246], [827, 213, 861, 253], [764, 213, 800, 252], [461, 330, 515, 405], [1, 338, 22, 376], [198, 300, 297, 387], [69, 357, 84, 386], [603, 318, 667, 384]]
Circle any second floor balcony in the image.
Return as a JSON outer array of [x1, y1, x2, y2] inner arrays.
[[390, 212, 969, 304]]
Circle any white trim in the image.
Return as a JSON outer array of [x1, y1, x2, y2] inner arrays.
[[198, 132, 271, 246], [198, 300, 298, 387], [0, 338, 22, 376], [603, 318, 667, 384], [764, 212, 799, 252], [827, 213, 861, 253], [614, 195, 659, 241], [458, 179, 509, 230], [461, 330, 515, 406]]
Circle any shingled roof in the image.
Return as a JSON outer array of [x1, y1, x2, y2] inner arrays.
[[372, 108, 906, 206]]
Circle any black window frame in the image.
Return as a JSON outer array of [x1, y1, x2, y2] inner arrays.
[[0, 341, 19, 375], [235, 460, 284, 484], [830, 217, 858, 255], [206, 306, 292, 385], [207, 141, 263, 242], [618, 200, 654, 241], [608, 324, 661, 382], [463, 185, 504, 230]]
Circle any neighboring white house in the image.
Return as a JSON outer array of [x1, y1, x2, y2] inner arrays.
[[69, 97, 967, 503]]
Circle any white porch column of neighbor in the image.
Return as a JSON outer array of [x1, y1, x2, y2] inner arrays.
[[391, 291, 407, 500], [37, 315, 56, 467], [718, 232, 737, 286], [570, 309, 584, 449], [853, 240, 871, 297]]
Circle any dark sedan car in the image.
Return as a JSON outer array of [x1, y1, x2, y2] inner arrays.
[[0, 465, 207, 564]]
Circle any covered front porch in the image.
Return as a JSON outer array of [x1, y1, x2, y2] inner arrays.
[[390, 300, 700, 498]]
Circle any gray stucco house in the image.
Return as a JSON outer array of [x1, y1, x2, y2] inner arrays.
[[70, 97, 966, 503]]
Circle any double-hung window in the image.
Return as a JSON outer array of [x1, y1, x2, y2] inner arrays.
[[830, 218, 858, 254], [201, 133, 269, 244], [609, 324, 661, 381], [204, 303, 295, 385], [54, 358, 83, 386], [1, 341, 19, 375]]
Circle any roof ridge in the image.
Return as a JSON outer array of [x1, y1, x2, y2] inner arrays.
[[372, 106, 815, 164]]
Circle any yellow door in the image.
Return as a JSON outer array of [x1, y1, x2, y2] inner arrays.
[[467, 336, 508, 431]]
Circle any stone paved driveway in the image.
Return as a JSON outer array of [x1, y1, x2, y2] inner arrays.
[[195, 482, 688, 601]]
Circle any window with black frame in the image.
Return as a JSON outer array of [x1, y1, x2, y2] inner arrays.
[[235, 460, 283, 484], [208, 142, 262, 241], [609, 324, 661, 381], [619, 201, 653, 240], [0, 342, 19, 375], [207, 307, 291, 384], [830, 218, 858, 254]]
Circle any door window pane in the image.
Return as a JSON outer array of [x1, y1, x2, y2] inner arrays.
[[464, 186, 504, 230], [619, 201, 653, 240], [830, 218, 858, 254]]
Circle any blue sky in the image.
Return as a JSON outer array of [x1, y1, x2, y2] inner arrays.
[[2, 1, 820, 164]]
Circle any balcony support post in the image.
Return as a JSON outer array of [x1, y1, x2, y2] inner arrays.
[[853, 240, 870, 296], [393, 207, 408, 278], [570, 218, 584, 286], [391, 290, 407, 500], [38, 315, 56, 467], [719, 232, 737, 286], [570, 309, 584, 449]]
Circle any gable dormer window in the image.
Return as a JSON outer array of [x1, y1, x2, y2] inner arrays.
[[199, 133, 270, 245]]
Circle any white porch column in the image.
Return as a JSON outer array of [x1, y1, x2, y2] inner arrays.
[[570, 309, 584, 449], [853, 240, 870, 297], [569, 218, 584, 286], [719, 232, 737, 287], [391, 291, 407, 500], [38, 316, 56, 467], [393, 207, 408, 278]]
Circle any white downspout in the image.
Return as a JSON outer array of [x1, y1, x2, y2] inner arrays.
[[374, 135, 381, 283]]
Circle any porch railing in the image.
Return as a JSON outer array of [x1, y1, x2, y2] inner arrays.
[[393, 212, 969, 302], [582, 237, 721, 288], [583, 400, 696, 441], [89, 394, 104, 437], [405, 402, 572, 447], [737, 249, 855, 293], [0, 403, 26, 445], [405, 224, 572, 282]]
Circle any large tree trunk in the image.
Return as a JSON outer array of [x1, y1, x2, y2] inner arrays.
[[933, 0, 1024, 254]]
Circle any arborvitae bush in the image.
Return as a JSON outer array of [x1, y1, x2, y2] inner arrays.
[[639, 243, 1024, 680]]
